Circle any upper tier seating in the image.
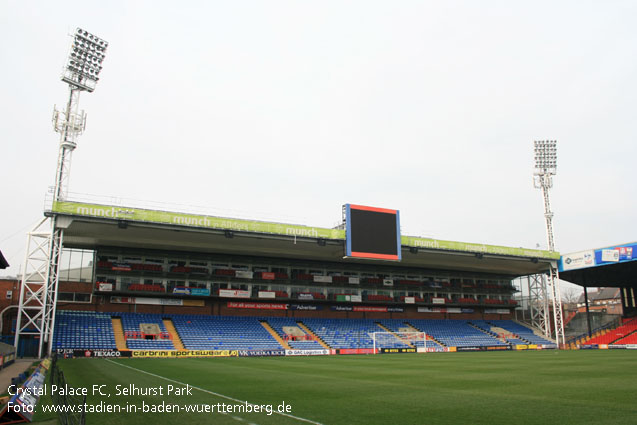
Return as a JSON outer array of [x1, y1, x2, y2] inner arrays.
[[128, 284, 165, 293], [366, 295, 394, 302]]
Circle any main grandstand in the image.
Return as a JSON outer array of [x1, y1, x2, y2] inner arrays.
[[8, 25, 561, 360], [34, 198, 559, 357]]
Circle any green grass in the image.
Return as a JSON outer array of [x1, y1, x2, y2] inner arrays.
[[34, 350, 637, 425]]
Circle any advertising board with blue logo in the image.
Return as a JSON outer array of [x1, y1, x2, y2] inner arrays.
[[559, 242, 636, 272]]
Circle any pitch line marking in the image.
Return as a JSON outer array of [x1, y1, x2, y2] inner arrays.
[[105, 359, 324, 425]]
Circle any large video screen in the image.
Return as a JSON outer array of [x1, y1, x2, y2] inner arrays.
[[345, 204, 401, 261]]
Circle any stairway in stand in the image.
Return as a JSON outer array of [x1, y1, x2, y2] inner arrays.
[[163, 319, 186, 350], [404, 323, 446, 348], [260, 320, 291, 349], [111, 317, 128, 351], [296, 322, 332, 349], [375, 323, 414, 348]]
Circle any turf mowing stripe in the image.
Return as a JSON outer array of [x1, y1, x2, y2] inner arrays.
[[105, 359, 324, 425]]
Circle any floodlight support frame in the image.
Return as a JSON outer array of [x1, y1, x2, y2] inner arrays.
[[532, 140, 565, 348], [527, 274, 550, 338], [52, 87, 84, 202], [15, 28, 105, 358]]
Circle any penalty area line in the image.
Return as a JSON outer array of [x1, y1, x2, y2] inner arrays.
[[104, 359, 323, 425]]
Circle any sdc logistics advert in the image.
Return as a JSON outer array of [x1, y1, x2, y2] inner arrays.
[[8, 383, 293, 416]]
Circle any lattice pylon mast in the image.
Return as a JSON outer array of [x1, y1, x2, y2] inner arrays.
[[527, 274, 550, 338], [533, 140, 565, 347], [53, 88, 85, 202], [15, 28, 107, 357]]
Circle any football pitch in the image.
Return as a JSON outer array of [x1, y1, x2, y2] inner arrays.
[[34, 350, 637, 425]]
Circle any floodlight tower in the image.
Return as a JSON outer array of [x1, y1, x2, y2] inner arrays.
[[15, 28, 108, 357], [533, 140, 565, 347]]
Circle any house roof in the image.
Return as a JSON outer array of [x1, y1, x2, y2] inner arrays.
[[576, 287, 620, 304], [0, 250, 8, 269]]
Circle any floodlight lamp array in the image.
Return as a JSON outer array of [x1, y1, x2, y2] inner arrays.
[[63, 28, 108, 91], [533, 140, 557, 174]]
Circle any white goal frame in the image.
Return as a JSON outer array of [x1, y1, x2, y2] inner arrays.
[[372, 331, 427, 353]]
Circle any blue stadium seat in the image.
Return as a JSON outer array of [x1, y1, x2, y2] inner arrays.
[[52, 310, 117, 350]]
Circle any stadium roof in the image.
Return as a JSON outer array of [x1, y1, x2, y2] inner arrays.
[[0, 250, 8, 269], [49, 200, 559, 277], [559, 242, 637, 289]]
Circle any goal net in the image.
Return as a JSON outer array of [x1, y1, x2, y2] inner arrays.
[[372, 331, 427, 353]]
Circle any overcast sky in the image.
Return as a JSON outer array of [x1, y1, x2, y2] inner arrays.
[[1, 1, 635, 287]]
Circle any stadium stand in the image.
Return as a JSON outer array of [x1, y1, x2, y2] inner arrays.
[[408, 319, 508, 348], [171, 315, 283, 351], [28, 197, 572, 363], [366, 295, 394, 302], [300, 318, 410, 349], [119, 313, 175, 350], [265, 318, 325, 350], [470, 320, 527, 345], [53, 311, 117, 350], [128, 284, 165, 293], [376, 320, 441, 350], [486, 320, 555, 346], [583, 319, 637, 345], [613, 332, 637, 344], [613, 330, 637, 344], [53, 311, 559, 352]]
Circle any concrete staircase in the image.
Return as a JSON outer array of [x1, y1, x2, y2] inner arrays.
[[405, 322, 446, 348], [163, 319, 185, 350], [260, 320, 291, 349], [111, 318, 128, 351], [468, 322, 511, 343], [296, 322, 332, 349], [376, 323, 414, 348]]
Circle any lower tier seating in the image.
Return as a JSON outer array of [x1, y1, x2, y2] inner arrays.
[[585, 320, 637, 345], [408, 319, 509, 348], [265, 317, 324, 350], [53, 311, 117, 350], [120, 313, 175, 350], [376, 320, 442, 350], [487, 320, 555, 346], [171, 315, 283, 351], [300, 318, 411, 349], [53, 311, 557, 351]]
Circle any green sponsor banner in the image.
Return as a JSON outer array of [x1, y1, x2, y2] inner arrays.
[[400, 236, 560, 260], [52, 201, 559, 259], [52, 201, 345, 240]]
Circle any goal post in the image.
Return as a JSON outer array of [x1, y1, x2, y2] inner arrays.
[[372, 331, 427, 353]]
